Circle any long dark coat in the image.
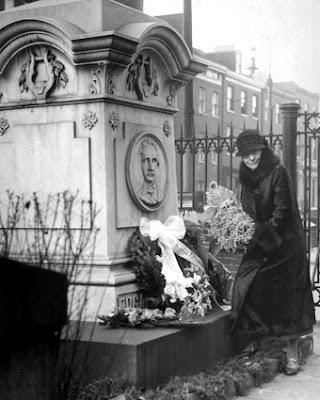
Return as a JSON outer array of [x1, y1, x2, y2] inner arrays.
[[230, 148, 315, 338]]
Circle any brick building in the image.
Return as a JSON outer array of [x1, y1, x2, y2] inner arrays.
[[3, 3, 319, 208]]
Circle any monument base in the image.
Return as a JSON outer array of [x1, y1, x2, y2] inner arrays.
[[59, 306, 242, 389], [69, 263, 140, 321]]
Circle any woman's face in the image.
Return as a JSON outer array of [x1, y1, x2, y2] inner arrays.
[[242, 150, 262, 170]]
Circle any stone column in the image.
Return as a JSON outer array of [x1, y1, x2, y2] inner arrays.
[[280, 102, 300, 192]]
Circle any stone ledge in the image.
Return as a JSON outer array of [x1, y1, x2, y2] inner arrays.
[[59, 306, 242, 388], [69, 331, 314, 399]]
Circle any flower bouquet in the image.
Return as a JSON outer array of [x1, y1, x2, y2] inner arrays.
[[184, 181, 255, 305], [201, 181, 255, 253]]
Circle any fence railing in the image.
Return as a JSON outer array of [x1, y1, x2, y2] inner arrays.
[[175, 126, 282, 211], [297, 111, 320, 303], [175, 103, 320, 304]]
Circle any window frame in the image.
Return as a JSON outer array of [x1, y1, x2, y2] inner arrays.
[[227, 85, 235, 112], [240, 90, 248, 115], [198, 86, 206, 115], [211, 92, 219, 118], [252, 94, 258, 118], [275, 102, 281, 124]]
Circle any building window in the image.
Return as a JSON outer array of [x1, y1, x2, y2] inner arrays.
[[198, 133, 205, 163], [0, 0, 4, 11], [304, 102, 309, 113], [211, 92, 219, 117], [311, 138, 317, 162], [227, 85, 234, 112], [197, 180, 206, 191], [240, 90, 247, 115], [297, 134, 304, 158], [206, 70, 221, 81], [198, 87, 206, 114], [311, 177, 318, 208], [252, 94, 258, 118], [211, 150, 218, 165], [275, 103, 281, 124], [264, 98, 268, 121], [297, 174, 304, 210]]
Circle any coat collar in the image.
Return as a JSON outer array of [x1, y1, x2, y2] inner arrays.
[[239, 148, 281, 190]]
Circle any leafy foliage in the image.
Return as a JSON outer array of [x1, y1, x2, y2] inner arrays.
[[127, 226, 213, 318], [127, 228, 165, 305], [76, 376, 129, 400]]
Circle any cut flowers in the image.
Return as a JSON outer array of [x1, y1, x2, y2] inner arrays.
[[200, 181, 255, 253], [98, 182, 255, 329]]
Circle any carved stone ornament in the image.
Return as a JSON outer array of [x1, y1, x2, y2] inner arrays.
[[126, 55, 159, 101], [106, 63, 116, 94], [0, 117, 9, 136], [163, 121, 172, 137], [90, 64, 104, 95], [109, 111, 119, 130], [83, 111, 98, 130], [126, 132, 168, 212], [18, 48, 68, 99], [166, 86, 177, 107]]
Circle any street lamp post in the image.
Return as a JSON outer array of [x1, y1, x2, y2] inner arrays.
[[262, 34, 273, 134]]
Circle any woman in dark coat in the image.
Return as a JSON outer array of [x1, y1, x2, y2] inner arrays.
[[230, 129, 315, 375]]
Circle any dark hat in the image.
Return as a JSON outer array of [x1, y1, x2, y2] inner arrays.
[[235, 129, 268, 157]]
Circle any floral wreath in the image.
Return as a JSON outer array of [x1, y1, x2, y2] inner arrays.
[[98, 182, 255, 328]]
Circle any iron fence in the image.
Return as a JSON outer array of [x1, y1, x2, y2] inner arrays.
[[298, 112, 320, 304], [174, 108, 320, 305], [175, 125, 282, 211]]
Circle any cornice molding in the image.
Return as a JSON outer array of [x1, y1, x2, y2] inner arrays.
[[0, 17, 206, 85], [118, 22, 207, 81], [0, 94, 179, 115], [0, 17, 138, 74]]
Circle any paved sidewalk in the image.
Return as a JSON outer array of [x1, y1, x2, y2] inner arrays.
[[242, 310, 320, 400]]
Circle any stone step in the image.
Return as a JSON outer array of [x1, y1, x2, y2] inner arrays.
[[59, 305, 242, 389], [60, 316, 314, 399], [108, 336, 314, 400]]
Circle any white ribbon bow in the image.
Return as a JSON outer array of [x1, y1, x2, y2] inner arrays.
[[139, 216, 205, 289]]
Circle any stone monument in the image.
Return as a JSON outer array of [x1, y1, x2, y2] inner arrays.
[[0, 0, 206, 319]]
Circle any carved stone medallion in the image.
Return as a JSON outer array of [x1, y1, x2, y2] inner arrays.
[[0, 117, 9, 136], [126, 133, 168, 212], [109, 111, 119, 130], [83, 111, 98, 130], [163, 121, 172, 137]]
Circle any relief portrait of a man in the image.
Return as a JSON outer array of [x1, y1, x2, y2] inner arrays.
[[126, 133, 168, 212], [138, 138, 161, 206]]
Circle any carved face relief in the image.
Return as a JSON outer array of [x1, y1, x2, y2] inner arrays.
[[126, 133, 168, 212]]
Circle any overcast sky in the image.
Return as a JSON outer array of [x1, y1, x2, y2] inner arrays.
[[143, 0, 320, 94]]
